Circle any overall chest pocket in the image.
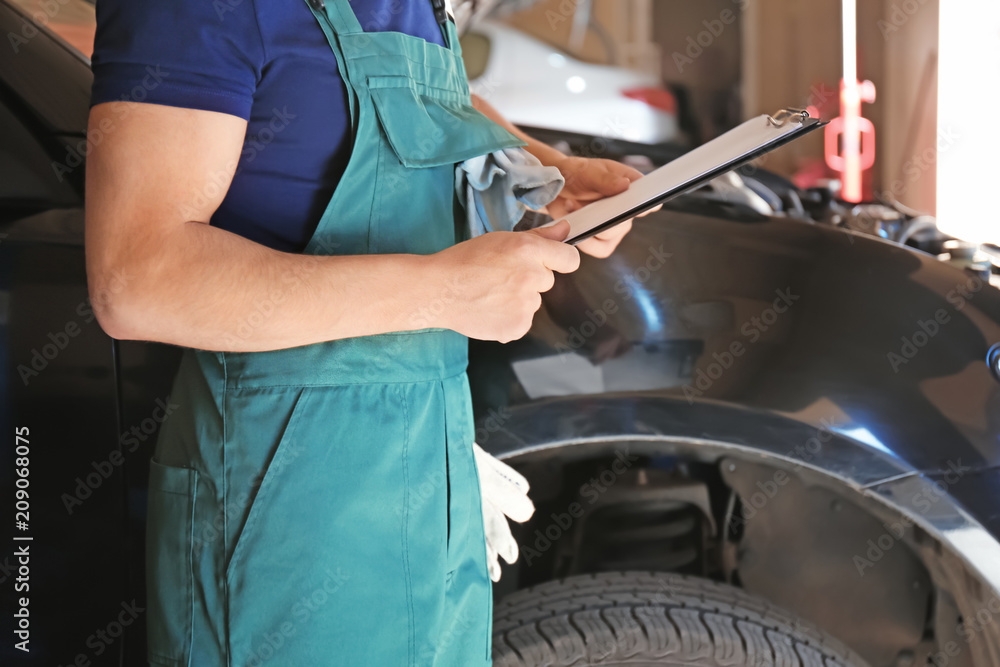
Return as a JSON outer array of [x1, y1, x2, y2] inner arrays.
[[363, 75, 523, 255], [367, 75, 523, 169]]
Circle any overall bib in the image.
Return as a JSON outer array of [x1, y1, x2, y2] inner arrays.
[[144, 1, 523, 664]]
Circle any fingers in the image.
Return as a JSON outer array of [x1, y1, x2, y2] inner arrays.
[[594, 167, 632, 194], [474, 444, 531, 492], [495, 515, 519, 564], [524, 225, 580, 274], [475, 444, 536, 522], [483, 476, 535, 522], [577, 236, 616, 259], [604, 158, 644, 183], [544, 198, 579, 221], [578, 218, 632, 258], [637, 203, 663, 218], [483, 500, 518, 564], [527, 219, 570, 241], [593, 218, 632, 242], [566, 159, 640, 199], [485, 540, 501, 582], [533, 267, 556, 295], [542, 241, 581, 274], [571, 168, 630, 200], [500, 494, 535, 523], [484, 454, 531, 493]]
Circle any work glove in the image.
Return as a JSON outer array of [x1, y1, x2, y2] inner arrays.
[[472, 442, 535, 582]]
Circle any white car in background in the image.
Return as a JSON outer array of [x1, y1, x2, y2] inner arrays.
[[462, 21, 679, 144]]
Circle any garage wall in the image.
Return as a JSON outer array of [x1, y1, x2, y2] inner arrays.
[[878, 0, 938, 216], [503, 0, 657, 68], [743, 0, 937, 211], [504, 0, 745, 144], [653, 0, 743, 144], [503, 0, 940, 214]]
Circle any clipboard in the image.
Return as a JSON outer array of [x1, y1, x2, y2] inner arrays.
[[545, 109, 828, 245]]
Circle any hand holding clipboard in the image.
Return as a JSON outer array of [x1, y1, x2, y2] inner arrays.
[[543, 109, 828, 245]]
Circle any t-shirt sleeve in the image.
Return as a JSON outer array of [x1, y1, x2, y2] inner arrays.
[[89, 0, 266, 120]]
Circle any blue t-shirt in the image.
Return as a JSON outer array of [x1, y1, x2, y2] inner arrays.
[[90, 0, 445, 252]]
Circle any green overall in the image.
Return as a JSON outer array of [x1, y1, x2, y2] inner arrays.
[[144, 1, 523, 664]]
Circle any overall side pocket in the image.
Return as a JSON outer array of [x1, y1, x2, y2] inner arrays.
[[224, 387, 313, 584], [146, 459, 198, 667]]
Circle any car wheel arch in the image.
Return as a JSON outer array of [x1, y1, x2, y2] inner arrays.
[[477, 398, 1000, 666]]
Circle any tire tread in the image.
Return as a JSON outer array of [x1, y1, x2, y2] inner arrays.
[[492, 571, 869, 667]]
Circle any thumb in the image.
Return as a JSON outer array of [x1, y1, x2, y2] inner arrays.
[[527, 219, 570, 242]]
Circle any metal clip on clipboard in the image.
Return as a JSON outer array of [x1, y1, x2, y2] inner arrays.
[[766, 108, 811, 127], [546, 108, 828, 245]]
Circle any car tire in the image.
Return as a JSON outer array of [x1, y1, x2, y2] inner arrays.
[[492, 571, 870, 667]]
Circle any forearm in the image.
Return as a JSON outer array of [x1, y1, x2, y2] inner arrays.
[[471, 93, 566, 167], [84, 100, 579, 351], [87, 220, 446, 352], [85, 102, 460, 352]]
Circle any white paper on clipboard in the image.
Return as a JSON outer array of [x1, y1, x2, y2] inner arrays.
[[544, 109, 827, 245]]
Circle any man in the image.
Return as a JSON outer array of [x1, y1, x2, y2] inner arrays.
[[85, 0, 644, 664]]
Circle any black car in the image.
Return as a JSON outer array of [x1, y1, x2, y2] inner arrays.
[[3, 1, 1000, 666]]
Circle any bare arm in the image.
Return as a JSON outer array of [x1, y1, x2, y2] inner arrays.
[[470, 93, 566, 167], [85, 102, 578, 350]]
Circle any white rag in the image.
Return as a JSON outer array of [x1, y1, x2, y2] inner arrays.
[[455, 146, 565, 238]]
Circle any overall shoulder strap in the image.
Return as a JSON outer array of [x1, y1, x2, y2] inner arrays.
[[302, 0, 363, 126], [306, 0, 363, 35]]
